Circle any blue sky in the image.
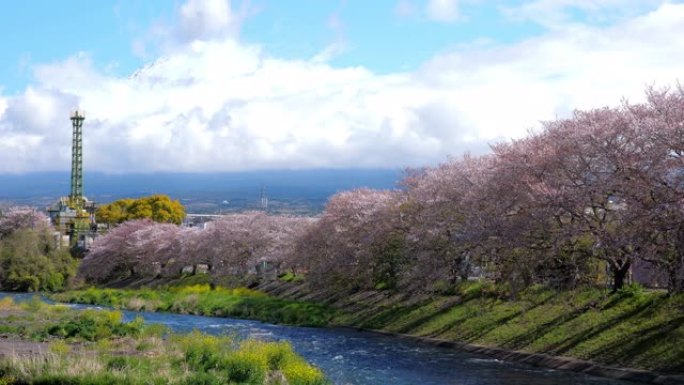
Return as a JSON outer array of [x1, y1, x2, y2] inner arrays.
[[0, 0, 548, 93], [0, 1, 163, 94], [0, 0, 681, 173]]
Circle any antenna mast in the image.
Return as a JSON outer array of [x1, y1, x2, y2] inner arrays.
[[69, 109, 85, 205]]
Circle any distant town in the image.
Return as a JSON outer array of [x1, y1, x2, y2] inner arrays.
[[0, 168, 401, 215]]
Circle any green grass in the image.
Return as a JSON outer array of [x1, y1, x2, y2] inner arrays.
[[0, 297, 329, 385], [52, 284, 335, 327], [329, 282, 684, 373], [47, 279, 684, 374], [279, 272, 304, 284]]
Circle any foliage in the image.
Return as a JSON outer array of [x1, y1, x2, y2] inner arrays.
[[96, 194, 186, 225], [617, 283, 645, 298], [45, 310, 144, 341], [0, 211, 78, 292], [293, 189, 408, 292], [279, 272, 304, 283], [0, 298, 329, 385], [52, 286, 335, 327], [0, 209, 74, 292], [0, 207, 50, 238], [79, 212, 314, 285]]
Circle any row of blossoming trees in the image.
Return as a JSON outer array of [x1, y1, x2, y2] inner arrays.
[[79, 213, 314, 285], [81, 86, 684, 294]]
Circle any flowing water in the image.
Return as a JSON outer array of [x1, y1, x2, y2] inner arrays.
[[3, 293, 641, 385]]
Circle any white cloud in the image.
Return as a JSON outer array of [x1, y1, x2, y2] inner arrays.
[[312, 12, 349, 63], [0, 95, 8, 117], [0, 1, 683, 173], [177, 0, 240, 41], [426, 0, 461, 22], [311, 41, 348, 63], [417, 3, 684, 137], [502, 0, 662, 28], [133, 0, 249, 58]]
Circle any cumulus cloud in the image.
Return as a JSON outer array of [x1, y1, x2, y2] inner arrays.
[[177, 0, 240, 41], [134, 0, 249, 58], [0, 1, 682, 173], [502, 0, 663, 27], [426, 0, 461, 22]]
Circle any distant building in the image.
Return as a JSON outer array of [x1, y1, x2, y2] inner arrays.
[[183, 214, 225, 228]]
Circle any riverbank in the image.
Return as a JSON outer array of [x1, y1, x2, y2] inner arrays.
[[54, 281, 684, 383], [258, 280, 684, 377], [52, 284, 334, 327], [0, 296, 328, 385], [360, 329, 684, 385]]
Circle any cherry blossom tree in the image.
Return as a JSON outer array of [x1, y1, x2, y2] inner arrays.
[[80, 219, 159, 283], [296, 189, 404, 291], [0, 207, 51, 238], [401, 156, 495, 288], [80, 213, 315, 285], [190, 212, 312, 280], [620, 86, 684, 293]]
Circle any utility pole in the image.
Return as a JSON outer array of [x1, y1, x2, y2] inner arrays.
[[260, 184, 269, 211]]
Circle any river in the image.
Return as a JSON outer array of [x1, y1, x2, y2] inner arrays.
[[3, 293, 640, 385]]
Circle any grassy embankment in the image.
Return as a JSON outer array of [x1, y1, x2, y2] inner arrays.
[[299, 281, 684, 373], [0, 296, 328, 385], [55, 280, 684, 373], [52, 284, 334, 327]]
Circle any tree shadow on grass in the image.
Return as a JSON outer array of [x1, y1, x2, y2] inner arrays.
[[424, 291, 561, 342], [356, 303, 423, 329], [394, 297, 463, 334], [545, 296, 666, 356], [585, 315, 684, 373], [354, 291, 411, 309], [351, 292, 465, 328], [338, 292, 419, 326], [458, 291, 561, 342], [498, 296, 601, 350]]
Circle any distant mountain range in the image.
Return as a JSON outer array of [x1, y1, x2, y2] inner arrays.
[[0, 169, 403, 214]]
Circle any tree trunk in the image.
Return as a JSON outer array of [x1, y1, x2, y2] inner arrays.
[[460, 253, 471, 281], [611, 260, 631, 292], [667, 261, 684, 295], [448, 258, 459, 285]]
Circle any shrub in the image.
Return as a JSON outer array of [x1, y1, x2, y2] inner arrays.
[[178, 332, 222, 372], [45, 310, 141, 341], [279, 272, 304, 283], [618, 283, 644, 298], [106, 356, 130, 371], [0, 228, 77, 292], [282, 360, 328, 385], [182, 372, 223, 385], [0, 297, 19, 311], [48, 340, 71, 355], [263, 342, 292, 370], [221, 351, 267, 384], [239, 340, 295, 371], [141, 323, 169, 338]]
